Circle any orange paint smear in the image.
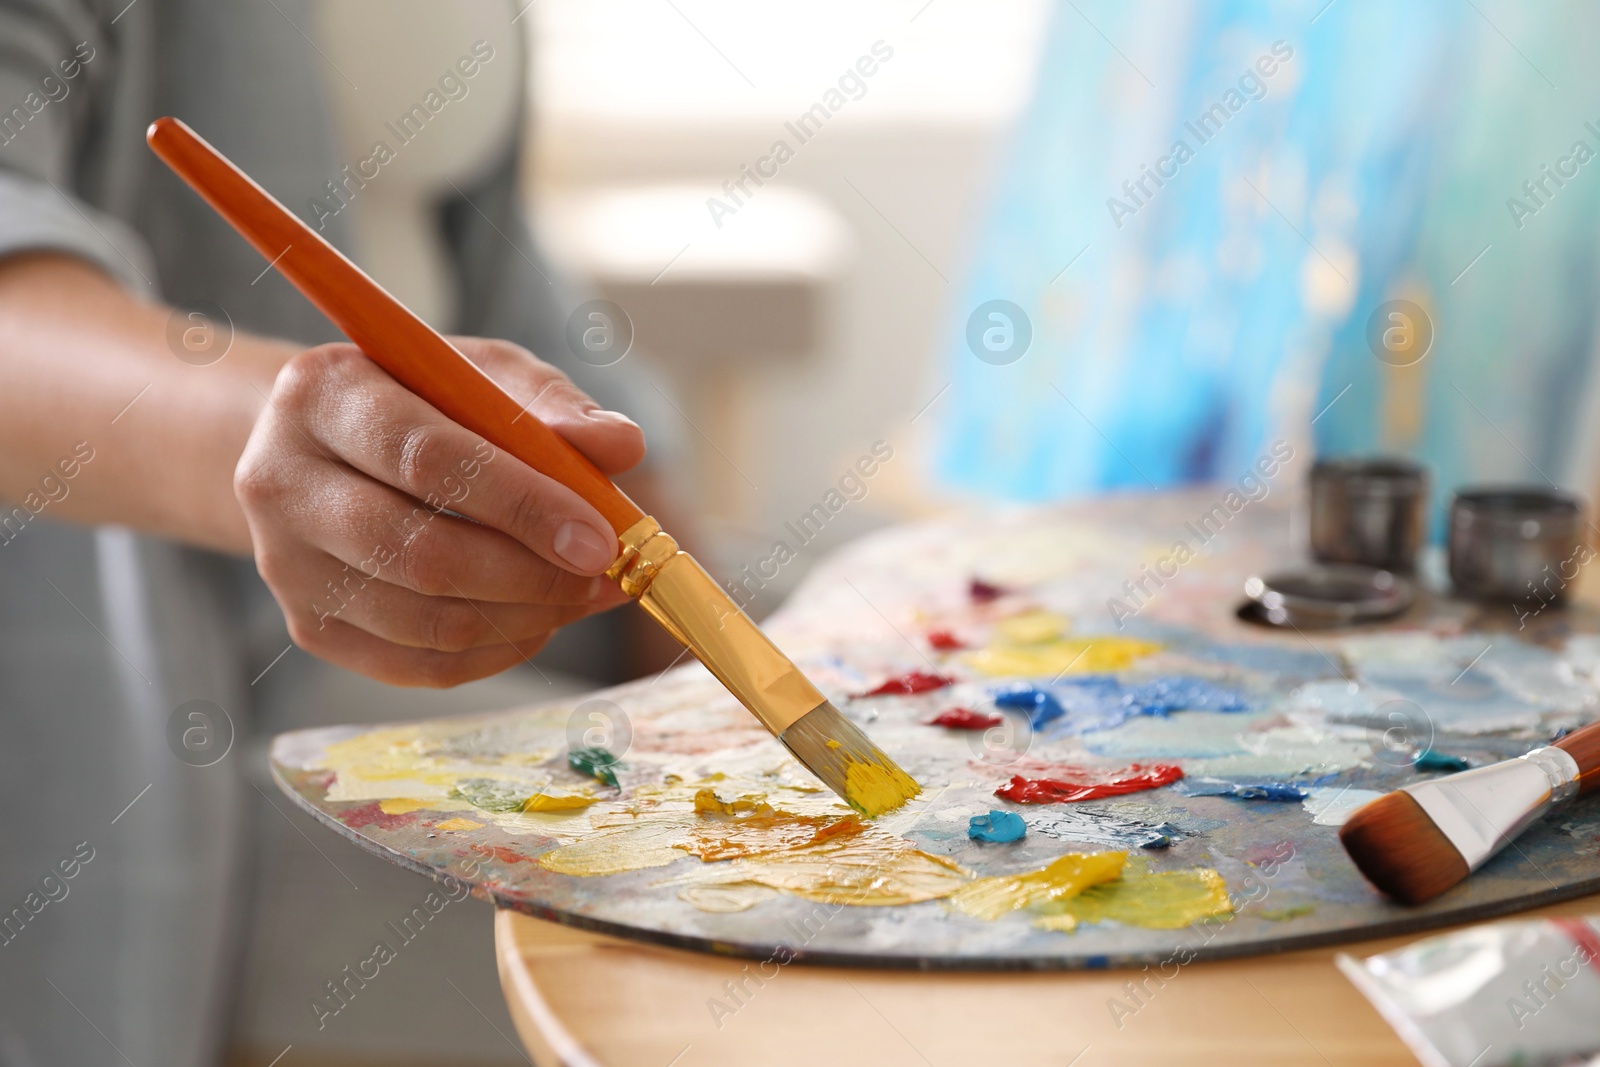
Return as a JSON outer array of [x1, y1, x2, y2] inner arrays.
[[682, 789, 864, 861]]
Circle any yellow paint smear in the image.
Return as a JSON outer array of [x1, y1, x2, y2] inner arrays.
[[379, 798, 431, 815], [692, 789, 774, 816], [995, 609, 1068, 645], [314, 721, 558, 804], [522, 793, 599, 813], [434, 817, 483, 832], [949, 851, 1126, 921], [966, 636, 1161, 678], [676, 832, 970, 907], [843, 759, 922, 818], [540, 790, 968, 909], [1035, 865, 1233, 931], [540, 820, 695, 877], [317, 725, 462, 796]]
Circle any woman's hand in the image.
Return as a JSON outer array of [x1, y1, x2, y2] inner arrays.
[[235, 336, 641, 686]]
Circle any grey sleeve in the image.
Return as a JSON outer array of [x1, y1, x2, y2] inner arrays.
[[0, 2, 155, 290]]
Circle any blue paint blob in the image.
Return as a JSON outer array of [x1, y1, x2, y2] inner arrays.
[[1120, 676, 1251, 716], [968, 810, 1027, 843], [1413, 749, 1472, 772], [1051, 676, 1130, 731], [1229, 783, 1310, 801], [1043, 675, 1254, 734], [994, 685, 1066, 727], [1172, 777, 1309, 801]]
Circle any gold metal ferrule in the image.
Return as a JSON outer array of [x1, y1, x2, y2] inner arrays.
[[606, 517, 824, 736]]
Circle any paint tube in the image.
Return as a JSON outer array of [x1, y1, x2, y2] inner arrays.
[[1336, 916, 1600, 1067]]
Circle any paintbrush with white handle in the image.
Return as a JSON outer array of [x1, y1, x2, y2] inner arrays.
[[1340, 719, 1600, 904]]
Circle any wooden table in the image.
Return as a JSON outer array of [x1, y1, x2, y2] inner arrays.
[[494, 892, 1599, 1066]]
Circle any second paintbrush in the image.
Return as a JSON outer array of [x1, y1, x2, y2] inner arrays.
[[146, 116, 921, 817]]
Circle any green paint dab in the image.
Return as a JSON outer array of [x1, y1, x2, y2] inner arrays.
[[568, 746, 622, 788]]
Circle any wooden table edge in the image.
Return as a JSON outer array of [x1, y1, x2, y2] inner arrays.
[[493, 891, 1600, 1066]]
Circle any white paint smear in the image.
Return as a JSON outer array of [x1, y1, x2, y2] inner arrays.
[[1303, 786, 1385, 826]]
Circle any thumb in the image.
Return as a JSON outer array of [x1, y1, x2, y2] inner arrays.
[[535, 385, 646, 475], [455, 337, 647, 475]]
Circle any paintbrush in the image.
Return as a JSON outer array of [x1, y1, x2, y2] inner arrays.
[[1339, 719, 1600, 904], [146, 117, 920, 817]]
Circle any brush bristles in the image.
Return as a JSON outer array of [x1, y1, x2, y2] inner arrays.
[[1339, 791, 1471, 905], [779, 701, 921, 818]]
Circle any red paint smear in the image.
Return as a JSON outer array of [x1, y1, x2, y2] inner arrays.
[[929, 707, 1003, 730], [969, 578, 1006, 603], [338, 802, 416, 831], [856, 671, 953, 697], [927, 629, 968, 651], [470, 843, 530, 865], [996, 764, 1183, 804]]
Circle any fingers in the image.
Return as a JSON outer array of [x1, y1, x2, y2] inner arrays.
[[263, 344, 620, 576], [236, 337, 652, 689], [257, 539, 622, 686], [265, 542, 601, 652], [255, 452, 622, 605], [454, 336, 646, 475], [305, 614, 555, 688]]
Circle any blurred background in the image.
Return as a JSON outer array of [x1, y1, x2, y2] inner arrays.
[[526, 0, 1054, 618], [128, 0, 1600, 1062]]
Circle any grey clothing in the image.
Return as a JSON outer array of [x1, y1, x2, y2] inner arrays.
[[0, 3, 673, 1064]]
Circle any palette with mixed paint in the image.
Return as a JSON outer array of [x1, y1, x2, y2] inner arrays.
[[271, 492, 1600, 968]]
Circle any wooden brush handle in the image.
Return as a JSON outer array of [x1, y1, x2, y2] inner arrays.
[[146, 117, 645, 537], [1555, 719, 1600, 795]]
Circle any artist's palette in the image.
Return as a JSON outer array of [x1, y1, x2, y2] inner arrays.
[[271, 492, 1600, 969]]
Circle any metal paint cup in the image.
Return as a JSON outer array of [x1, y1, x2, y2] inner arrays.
[[1309, 457, 1429, 573], [1448, 486, 1586, 605]]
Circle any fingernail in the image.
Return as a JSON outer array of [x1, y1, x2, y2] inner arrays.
[[587, 409, 639, 429], [553, 522, 616, 573]]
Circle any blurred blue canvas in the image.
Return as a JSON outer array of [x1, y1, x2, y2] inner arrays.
[[936, 0, 1600, 522]]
